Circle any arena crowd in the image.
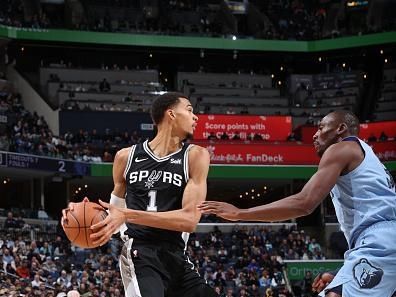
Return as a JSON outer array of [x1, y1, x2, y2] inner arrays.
[[0, 210, 326, 297]]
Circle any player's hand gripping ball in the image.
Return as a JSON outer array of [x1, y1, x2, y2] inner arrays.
[[62, 201, 107, 248]]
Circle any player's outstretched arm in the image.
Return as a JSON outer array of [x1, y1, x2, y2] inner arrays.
[[198, 143, 351, 222]]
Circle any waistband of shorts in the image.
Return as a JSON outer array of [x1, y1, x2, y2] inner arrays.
[[126, 237, 185, 250], [361, 220, 396, 233], [352, 220, 396, 247]]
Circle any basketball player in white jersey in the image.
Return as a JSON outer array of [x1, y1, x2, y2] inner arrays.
[[63, 92, 216, 297], [198, 111, 396, 297]]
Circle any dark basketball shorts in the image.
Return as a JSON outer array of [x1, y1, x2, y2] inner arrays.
[[119, 238, 217, 297]]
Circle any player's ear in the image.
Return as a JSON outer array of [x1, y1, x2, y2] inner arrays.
[[337, 123, 348, 135], [167, 109, 176, 120]]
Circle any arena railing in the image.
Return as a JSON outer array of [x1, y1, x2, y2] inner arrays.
[[1, 25, 395, 52], [0, 217, 59, 241]]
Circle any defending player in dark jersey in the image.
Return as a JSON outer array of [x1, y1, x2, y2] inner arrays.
[[63, 92, 216, 297]]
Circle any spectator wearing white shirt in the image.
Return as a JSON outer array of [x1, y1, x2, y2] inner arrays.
[[57, 270, 72, 289], [31, 273, 42, 288], [2, 248, 16, 271]]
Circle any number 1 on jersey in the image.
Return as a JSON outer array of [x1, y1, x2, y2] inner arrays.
[[147, 190, 158, 212]]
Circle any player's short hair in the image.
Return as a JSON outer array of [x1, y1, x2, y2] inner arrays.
[[332, 110, 360, 135], [150, 92, 189, 125]]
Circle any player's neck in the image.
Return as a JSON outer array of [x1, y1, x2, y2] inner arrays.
[[149, 131, 183, 158]]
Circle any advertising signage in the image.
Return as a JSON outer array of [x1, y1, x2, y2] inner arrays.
[[359, 121, 396, 140], [203, 143, 320, 165], [299, 121, 396, 144], [194, 115, 292, 141], [197, 141, 396, 165], [285, 260, 343, 281]]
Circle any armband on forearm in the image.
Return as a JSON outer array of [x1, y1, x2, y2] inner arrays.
[[110, 193, 126, 208], [110, 193, 127, 234]]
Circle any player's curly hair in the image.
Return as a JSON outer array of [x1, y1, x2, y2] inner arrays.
[[150, 92, 189, 125]]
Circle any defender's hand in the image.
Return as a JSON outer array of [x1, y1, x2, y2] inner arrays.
[[312, 272, 335, 293], [197, 201, 241, 221]]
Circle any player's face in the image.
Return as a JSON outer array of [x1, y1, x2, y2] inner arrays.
[[312, 114, 341, 157], [171, 98, 198, 138]]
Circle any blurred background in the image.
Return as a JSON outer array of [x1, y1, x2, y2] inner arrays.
[[0, 0, 395, 296]]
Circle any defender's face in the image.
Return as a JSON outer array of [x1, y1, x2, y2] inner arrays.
[[171, 98, 198, 138], [312, 114, 340, 157]]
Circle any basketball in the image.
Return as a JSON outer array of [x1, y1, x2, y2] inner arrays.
[[62, 201, 108, 248]]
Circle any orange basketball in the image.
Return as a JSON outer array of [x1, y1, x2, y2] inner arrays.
[[62, 201, 107, 248]]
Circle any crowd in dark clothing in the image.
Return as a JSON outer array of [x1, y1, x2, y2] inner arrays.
[[0, 88, 144, 162], [1, 0, 395, 41], [1, 209, 327, 297], [0, 0, 53, 29]]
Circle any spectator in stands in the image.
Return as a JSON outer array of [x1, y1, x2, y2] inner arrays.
[[31, 273, 42, 288], [129, 130, 141, 144], [99, 78, 110, 92], [52, 236, 67, 259], [286, 132, 297, 141], [253, 133, 263, 141], [307, 237, 321, 254], [238, 287, 249, 296], [226, 107, 236, 115], [57, 270, 72, 289], [82, 104, 91, 111], [15, 214, 27, 229], [240, 106, 249, 114], [232, 132, 241, 140], [102, 150, 113, 162], [220, 132, 229, 140], [259, 269, 272, 289], [266, 287, 274, 297], [379, 131, 388, 141], [16, 259, 30, 279], [42, 256, 57, 275], [301, 270, 313, 296], [123, 92, 132, 102], [368, 133, 377, 142], [2, 248, 17, 272], [0, 132, 10, 150], [38, 206, 50, 220], [4, 211, 18, 229], [208, 132, 218, 140], [48, 73, 59, 82], [249, 283, 261, 296], [224, 287, 235, 297], [67, 290, 80, 297], [39, 241, 53, 257], [306, 116, 315, 125], [136, 103, 145, 112]]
